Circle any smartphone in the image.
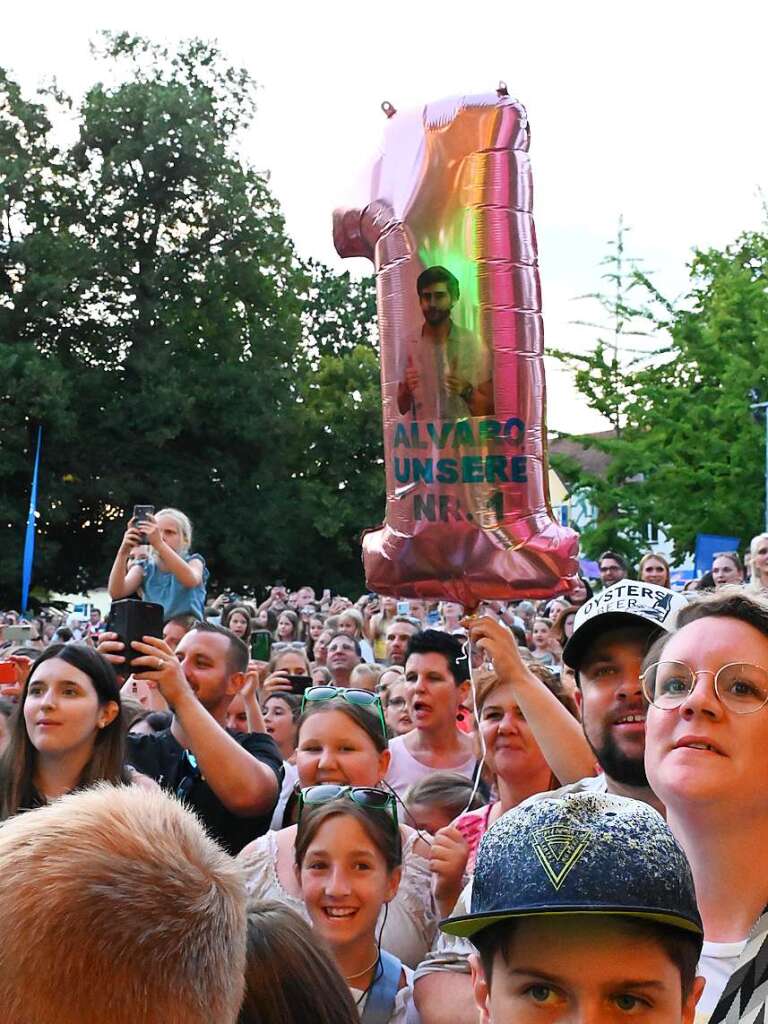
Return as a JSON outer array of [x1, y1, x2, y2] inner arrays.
[[287, 674, 314, 696], [132, 505, 155, 543], [426, 610, 441, 627], [396, 600, 410, 615], [250, 630, 272, 662], [0, 662, 17, 684], [107, 599, 164, 669], [2, 625, 34, 644]]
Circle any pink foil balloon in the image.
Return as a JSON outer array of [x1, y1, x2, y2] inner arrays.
[[334, 89, 578, 606]]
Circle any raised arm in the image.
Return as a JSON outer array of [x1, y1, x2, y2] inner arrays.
[[466, 615, 594, 784], [108, 522, 145, 599], [143, 515, 203, 589], [132, 637, 279, 816]]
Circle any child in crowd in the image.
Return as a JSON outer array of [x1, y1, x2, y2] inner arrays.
[[296, 791, 417, 1023], [108, 507, 208, 620], [351, 661, 384, 692], [529, 616, 558, 667], [441, 791, 704, 1023], [404, 771, 484, 835]]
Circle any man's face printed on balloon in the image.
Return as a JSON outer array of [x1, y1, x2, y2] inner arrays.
[[419, 280, 454, 328]]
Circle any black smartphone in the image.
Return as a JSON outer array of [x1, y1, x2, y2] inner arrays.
[[132, 505, 155, 543], [250, 630, 272, 662], [107, 599, 164, 669], [287, 674, 314, 696]]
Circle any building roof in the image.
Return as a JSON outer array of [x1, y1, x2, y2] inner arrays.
[[548, 430, 616, 480]]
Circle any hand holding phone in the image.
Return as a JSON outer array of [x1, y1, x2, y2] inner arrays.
[[287, 674, 314, 696], [132, 505, 155, 544]]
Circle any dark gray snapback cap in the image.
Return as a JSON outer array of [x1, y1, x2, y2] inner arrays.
[[440, 791, 703, 941]]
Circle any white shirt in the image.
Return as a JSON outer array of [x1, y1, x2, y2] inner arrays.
[[695, 939, 748, 1022]]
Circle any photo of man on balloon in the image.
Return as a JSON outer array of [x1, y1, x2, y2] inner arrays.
[[397, 266, 494, 419]]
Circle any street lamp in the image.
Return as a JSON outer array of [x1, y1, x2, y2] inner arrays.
[[749, 390, 768, 533]]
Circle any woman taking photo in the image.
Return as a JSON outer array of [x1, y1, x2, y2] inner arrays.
[[108, 507, 208, 620], [237, 695, 436, 967], [261, 646, 312, 698], [0, 644, 126, 818], [296, 794, 416, 1023]]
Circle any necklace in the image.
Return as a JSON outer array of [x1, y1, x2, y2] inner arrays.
[[344, 952, 380, 981]]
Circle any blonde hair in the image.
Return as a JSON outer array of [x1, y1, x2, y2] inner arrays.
[[749, 533, 768, 589], [152, 507, 193, 558], [0, 784, 246, 1024], [350, 662, 384, 690], [638, 551, 671, 588]]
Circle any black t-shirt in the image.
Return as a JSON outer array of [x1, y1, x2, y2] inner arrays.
[[126, 727, 283, 855]]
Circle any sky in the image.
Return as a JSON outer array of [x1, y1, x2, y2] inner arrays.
[[4, 1, 767, 432]]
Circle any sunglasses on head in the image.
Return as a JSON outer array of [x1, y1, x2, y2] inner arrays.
[[272, 641, 306, 652], [297, 784, 398, 831], [301, 685, 387, 737]]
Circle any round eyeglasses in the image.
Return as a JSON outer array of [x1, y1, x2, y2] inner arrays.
[[640, 661, 768, 715]]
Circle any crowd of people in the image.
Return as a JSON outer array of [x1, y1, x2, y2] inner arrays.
[[1, 509, 768, 1021]]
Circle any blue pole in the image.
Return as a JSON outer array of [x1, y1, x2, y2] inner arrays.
[[21, 426, 43, 614]]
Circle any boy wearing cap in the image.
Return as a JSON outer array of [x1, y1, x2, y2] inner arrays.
[[442, 792, 705, 1023]]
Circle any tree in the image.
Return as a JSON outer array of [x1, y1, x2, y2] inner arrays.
[[551, 225, 768, 564], [0, 35, 381, 604]]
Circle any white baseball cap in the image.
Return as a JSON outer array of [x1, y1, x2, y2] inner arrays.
[[562, 580, 687, 669]]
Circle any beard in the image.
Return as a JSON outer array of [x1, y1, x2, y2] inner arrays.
[[583, 727, 650, 788], [423, 307, 450, 326]]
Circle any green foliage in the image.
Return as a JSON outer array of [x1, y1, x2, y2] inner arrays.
[[0, 35, 381, 604], [552, 223, 768, 564]]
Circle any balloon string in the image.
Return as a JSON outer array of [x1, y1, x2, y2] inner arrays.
[[460, 635, 487, 816]]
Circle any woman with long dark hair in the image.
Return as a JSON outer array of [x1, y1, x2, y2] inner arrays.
[[0, 644, 126, 819]]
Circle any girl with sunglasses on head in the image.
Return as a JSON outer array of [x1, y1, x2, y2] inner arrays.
[[296, 794, 417, 1023], [237, 694, 437, 968]]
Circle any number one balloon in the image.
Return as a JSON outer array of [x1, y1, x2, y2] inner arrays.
[[334, 86, 578, 605]]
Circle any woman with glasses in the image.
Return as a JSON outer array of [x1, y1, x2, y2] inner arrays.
[[296, 794, 415, 1023], [237, 693, 437, 967], [643, 587, 768, 1022]]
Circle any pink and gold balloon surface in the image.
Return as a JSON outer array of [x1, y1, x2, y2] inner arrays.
[[334, 87, 578, 605]]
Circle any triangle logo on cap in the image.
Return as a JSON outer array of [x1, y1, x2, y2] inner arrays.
[[532, 825, 592, 891]]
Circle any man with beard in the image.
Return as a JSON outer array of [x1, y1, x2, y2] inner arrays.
[[557, 579, 687, 812], [413, 580, 687, 1024], [397, 266, 494, 419]]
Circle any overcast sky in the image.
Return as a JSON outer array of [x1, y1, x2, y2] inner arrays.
[[4, 1, 766, 431]]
